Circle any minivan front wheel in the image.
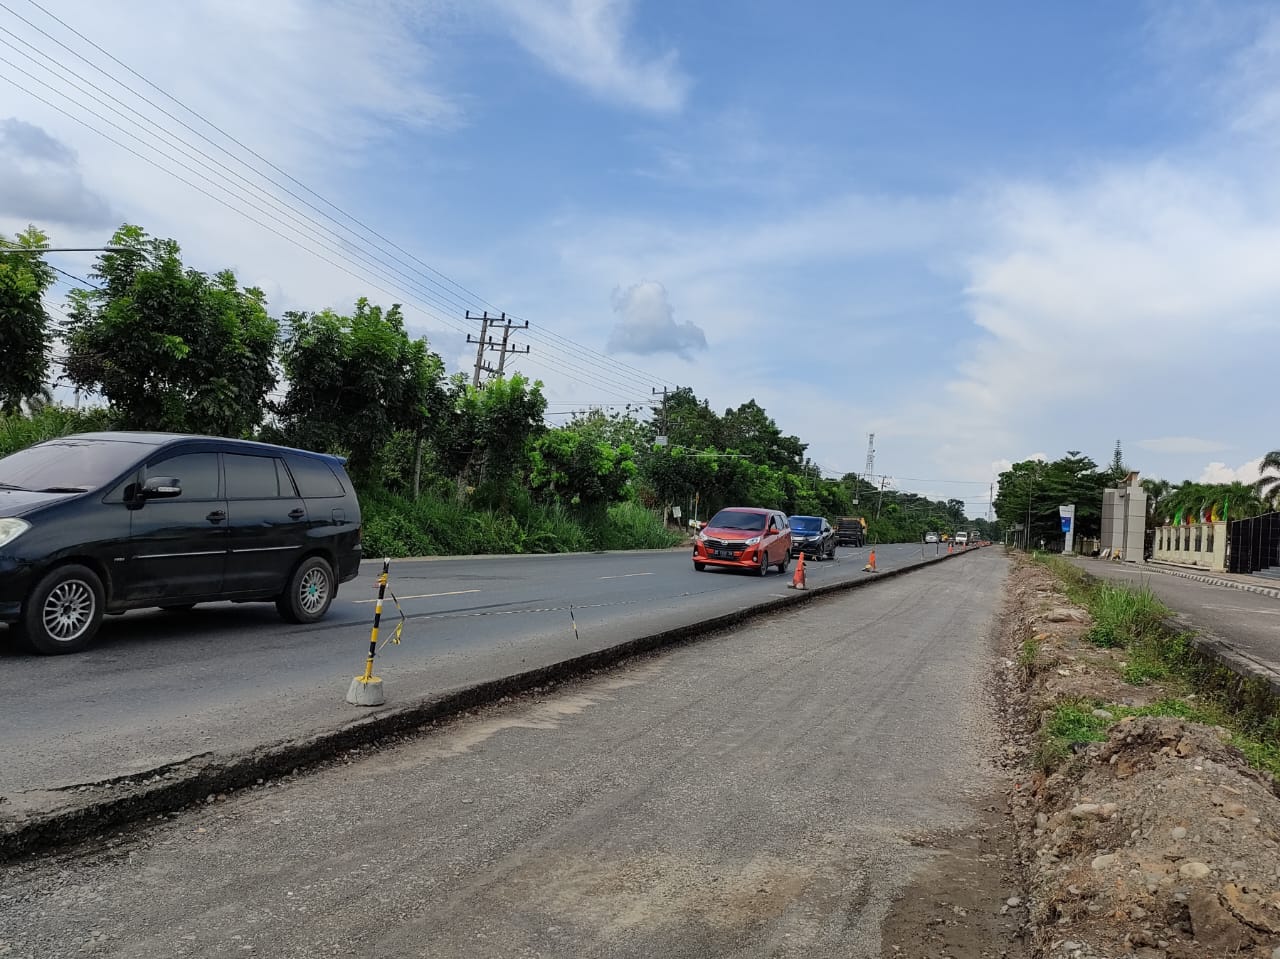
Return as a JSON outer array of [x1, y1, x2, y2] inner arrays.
[[17, 564, 105, 655], [277, 556, 335, 624]]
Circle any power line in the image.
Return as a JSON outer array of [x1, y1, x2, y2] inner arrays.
[[6, 0, 676, 395]]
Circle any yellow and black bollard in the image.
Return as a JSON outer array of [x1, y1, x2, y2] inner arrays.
[[346, 558, 392, 706]]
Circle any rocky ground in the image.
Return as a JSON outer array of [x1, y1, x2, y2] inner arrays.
[[999, 559, 1280, 958]]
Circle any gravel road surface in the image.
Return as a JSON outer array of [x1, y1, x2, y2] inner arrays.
[[1, 543, 944, 796], [0, 549, 1010, 959]]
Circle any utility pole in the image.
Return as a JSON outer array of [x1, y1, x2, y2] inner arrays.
[[875, 476, 889, 519], [651, 386, 674, 445], [855, 432, 875, 506], [466, 310, 494, 388], [468, 311, 532, 386]]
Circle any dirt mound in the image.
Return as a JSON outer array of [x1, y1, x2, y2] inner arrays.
[[1003, 559, 1280, 958]]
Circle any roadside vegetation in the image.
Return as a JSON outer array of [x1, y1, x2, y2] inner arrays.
[[2, 222, 996, 556], [1030, 553, 1280, 780]]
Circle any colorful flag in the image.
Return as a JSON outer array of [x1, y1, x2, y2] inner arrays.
[[1201, 503, 1211, 523], [1174, 508, 1184, 526], [1210, 501, 1221, 523], [1223, 497, 1229, 524]]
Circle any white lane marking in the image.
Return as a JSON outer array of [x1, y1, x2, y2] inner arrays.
[[354, 589, 481, 604], [1201, 604, 1280, 615], [598, 572, 655, 580]]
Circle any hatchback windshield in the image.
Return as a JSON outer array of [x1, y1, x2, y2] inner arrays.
[[789, 516, 820, 532], [0, 439, 149, 493], [707, 509, 767, 531]]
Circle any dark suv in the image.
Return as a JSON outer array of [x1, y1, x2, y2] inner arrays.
[[0, 432, 362, 654]]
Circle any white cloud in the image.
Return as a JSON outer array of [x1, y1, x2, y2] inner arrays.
[[1139, 436, 1232, 454], [488, 0, 688, 113], [0, 119, 114, 227], [607, 281, 706, 358], [1199, 457, 1263, 484]]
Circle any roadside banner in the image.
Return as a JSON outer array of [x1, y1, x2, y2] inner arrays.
[[1059, 504, 1076, 554]]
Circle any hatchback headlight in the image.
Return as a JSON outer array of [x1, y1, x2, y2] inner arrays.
[[745, 536, 761, 546], [695, 531, 707, 541], [0, 517, 31, 548]]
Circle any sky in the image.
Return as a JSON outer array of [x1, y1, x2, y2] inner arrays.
[[2, 0, 1278, 519]]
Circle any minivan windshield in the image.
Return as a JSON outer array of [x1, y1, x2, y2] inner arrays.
[[707, 509, 767, 531], [789, 516, 820, 531], [0, 439, 149, 493]]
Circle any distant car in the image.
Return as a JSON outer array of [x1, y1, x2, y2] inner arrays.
[[693, 507, 792, 576], [0, 432, 362, 655], [924, 531, 939, 544], [788, 515, 837, 560]]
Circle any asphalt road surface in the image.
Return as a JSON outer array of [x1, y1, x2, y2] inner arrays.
[[1, 542, 956, 796], [0, 549, 1010, 959]]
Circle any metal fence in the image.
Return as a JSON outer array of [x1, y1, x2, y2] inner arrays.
[[1226, 511, 1280, 575]]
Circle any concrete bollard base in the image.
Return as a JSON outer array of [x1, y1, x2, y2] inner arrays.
[[346, 676, 386, 707]]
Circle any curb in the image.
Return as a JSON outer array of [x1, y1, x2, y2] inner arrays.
[[0, 546, 984, 862], [1141, 563, 1280, 601]]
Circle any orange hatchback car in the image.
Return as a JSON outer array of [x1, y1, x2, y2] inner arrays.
[[692, 507, 792, 576]]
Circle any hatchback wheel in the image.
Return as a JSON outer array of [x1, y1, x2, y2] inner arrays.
[[694, 561, 707, 572], [277, 556, 335, 624], [758, 550, 770, 576], [17, 564, 105, 655], [776, 552, 789, 574]]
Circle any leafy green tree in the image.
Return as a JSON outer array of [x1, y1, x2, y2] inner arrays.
[[433, 374, 547, 505], [0, 226, 55, 413], [995, 453, 1113, 546], [273, 297, 445, 481], [531, 427, 636, 514], [1256, 450, 1280, 508], [719, 399, 806, 470], [64, 224, 278, 436]]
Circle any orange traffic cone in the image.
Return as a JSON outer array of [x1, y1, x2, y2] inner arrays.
[[789, 551, 807, 590], [947, 542, 953, 555], [862, 548, 877, 573]]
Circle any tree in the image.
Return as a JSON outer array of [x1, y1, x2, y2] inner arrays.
[[994, 453, 1113, 547], [64, 224, 278, 436], [274, 297, 445, 481], [530, 426, 636, 515], [433, 374, 547, 505], [1256, 450, 1280, 508], [0, 226, 55, 413]]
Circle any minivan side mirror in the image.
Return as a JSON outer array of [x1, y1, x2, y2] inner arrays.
[[141, 476, 182, 498]]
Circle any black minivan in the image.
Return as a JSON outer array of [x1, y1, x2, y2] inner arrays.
[[0, 433, 362, 654]]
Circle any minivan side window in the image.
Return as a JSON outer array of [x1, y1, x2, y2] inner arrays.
[[225, 453, 288, 499], [284, 456, 345, 498], [149, 452, 220, 500]]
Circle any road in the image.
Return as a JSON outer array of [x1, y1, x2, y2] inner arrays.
[[0, 550, 1015, 959], [0, 542, 953, 798], [1070, 558, 1280, 676]]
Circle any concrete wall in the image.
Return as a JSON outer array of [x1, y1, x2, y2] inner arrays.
[[1151, 522, 1228, 572], [1100, 484, 1147, 562]]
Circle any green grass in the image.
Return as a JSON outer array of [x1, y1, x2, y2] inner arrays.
[[1018, 636, 1041, 671], [1034, 559, 1280, 781], [359, 489, 682, 557]]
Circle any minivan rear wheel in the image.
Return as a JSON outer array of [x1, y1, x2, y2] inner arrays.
[[277, 556, 335, 624], [17, 564, 105, 655]]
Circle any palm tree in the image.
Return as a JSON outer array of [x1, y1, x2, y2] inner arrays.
[[1256, 450, 1280, 508]]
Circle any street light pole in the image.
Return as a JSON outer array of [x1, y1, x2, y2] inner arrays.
[[1025, 465, 1039, 551]]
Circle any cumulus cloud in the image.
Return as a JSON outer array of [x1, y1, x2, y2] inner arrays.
[[1198, 457, 1263, 484], [1139, 437, 1232, 454], [0, 119, 114, 226], [607, 281, 706, 358], [489, 0, 688, 112]]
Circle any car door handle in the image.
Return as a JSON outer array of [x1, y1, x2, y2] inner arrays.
[[206, 510, 226, 524], [288, 508, 306, 520]]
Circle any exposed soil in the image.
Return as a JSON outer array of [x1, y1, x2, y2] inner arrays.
[[1000, 558, 1280, 958]]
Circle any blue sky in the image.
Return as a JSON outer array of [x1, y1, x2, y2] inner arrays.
[[2, 0, 1278, 518]]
